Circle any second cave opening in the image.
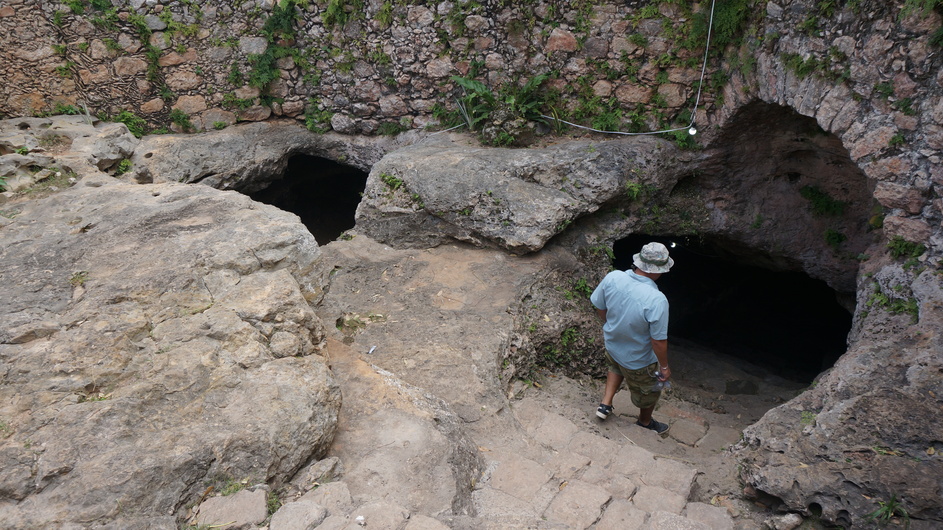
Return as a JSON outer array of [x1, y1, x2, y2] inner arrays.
[[613, 235, 853, 383], [250, 155, 368, 245]]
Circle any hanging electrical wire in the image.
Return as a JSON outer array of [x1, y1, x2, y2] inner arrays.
[[432, 0, 718, 139], [540, 0, 717, 137]]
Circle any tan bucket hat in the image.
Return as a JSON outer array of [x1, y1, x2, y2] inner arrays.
[[633, 242, 674, 273]]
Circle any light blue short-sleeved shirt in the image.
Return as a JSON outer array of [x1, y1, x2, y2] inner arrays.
[[590, 269, 669, 370]]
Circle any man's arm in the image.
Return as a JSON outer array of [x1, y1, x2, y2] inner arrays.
[[651, 338, 670, 381], [595, 308, 607, 322]]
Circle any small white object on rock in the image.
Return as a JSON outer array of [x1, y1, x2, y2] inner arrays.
[[765, 512, 804, 530], [356, 514, 366, 526]]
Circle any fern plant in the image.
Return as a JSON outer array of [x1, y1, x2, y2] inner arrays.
[[450, 74, 549, 131], [451, 76, 497, 130]]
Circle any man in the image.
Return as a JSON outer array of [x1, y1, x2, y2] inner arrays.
[[590, 241, 673, 435]]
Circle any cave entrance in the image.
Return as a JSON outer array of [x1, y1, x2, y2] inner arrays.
[[250, 155, 368, 244], [613, 234, 852, 384]]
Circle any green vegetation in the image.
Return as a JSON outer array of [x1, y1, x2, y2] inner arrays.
[[560, 327, 580, 348], [892, 97, 916, 116], [782, 53, 821, 79], [688, 0, 752, 53], [213, 121, 228, 130], [222, 93, 255, 111], [875, 81, 895, 99], [889, 133, 905, 147], [800, 185, 846, 216], [867, 282, 919, 323], [228, 63, 244, 87], [157, 9, 199, 44], [267, 491, 282, 516], [452, 74, 548, 129], [782, 50, 850, 82], [377, 121, 407, 136], [931, 26, 943, 47], [114, 159, 132, 176], [900, 0, 941, 18], [55, 63, 74, 78], [824, 228, 846, 250], [800, 411, 817, 426], [562, 277, 593, 300], [169, 109, 194, 132], [64, 0, 85, 14], [589, 243, 615, 261], [367, 45, 392, 66], [379, 172, 404, 192], [23, 169, 75, 197], [541, 343, 570, 366], [323, 0, 363, 27], [376, 1, 393, 28], [816, 0, 839, 18], [217, 478, 247, 496], [798, 14, 820, 36], [304, 104, 333, 133], [867, 494, 909, 526], [145, 45, 163, 83], [69, 270, 89, 287], [629, 33, 648, 47], [103, 38, 123, 53], [625, 181, 654, 201], [114, 110, 148, 138], [887, 236, 926, 260]]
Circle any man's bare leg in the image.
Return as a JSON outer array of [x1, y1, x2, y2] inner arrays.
[[601, 371, 623, 406], [638, 405, 654, 425]]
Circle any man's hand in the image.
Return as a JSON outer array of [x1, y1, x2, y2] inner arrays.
[[651, 338, 669, 381]]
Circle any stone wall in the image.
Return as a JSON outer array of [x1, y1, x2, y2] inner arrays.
[[1, 0, 940, 254], [0, 0, 712, 134], [724, 0, 943, 259]]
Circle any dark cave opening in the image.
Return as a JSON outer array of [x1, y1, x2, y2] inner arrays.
[[613, 235, 852, 383], [250, 155, 368, 244]]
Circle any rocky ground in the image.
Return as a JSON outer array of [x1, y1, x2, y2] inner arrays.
[[297, 234, 827, 530], [4, 116, 933, 529]]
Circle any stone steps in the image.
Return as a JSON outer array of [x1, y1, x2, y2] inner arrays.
[[187, 352, 735, 530], [461, 396, 733, 529]]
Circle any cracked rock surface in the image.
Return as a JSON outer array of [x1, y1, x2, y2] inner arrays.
[[0, 177, 339, 527]]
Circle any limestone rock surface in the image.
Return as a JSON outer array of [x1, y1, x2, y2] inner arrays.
[[129, 120, 423, 193], [0, 178, 340, 528], [355, 133, 689, 254], [0, 115, 138, 190], [734, 254, 943, 527]]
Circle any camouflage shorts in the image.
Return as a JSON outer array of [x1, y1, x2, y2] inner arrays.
[[604, 351, 661, 409]]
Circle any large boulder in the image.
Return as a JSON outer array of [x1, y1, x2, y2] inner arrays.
[[355, 133, 688, 254], [734, 254, 943, 528], [0, 177, 340, 528]]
